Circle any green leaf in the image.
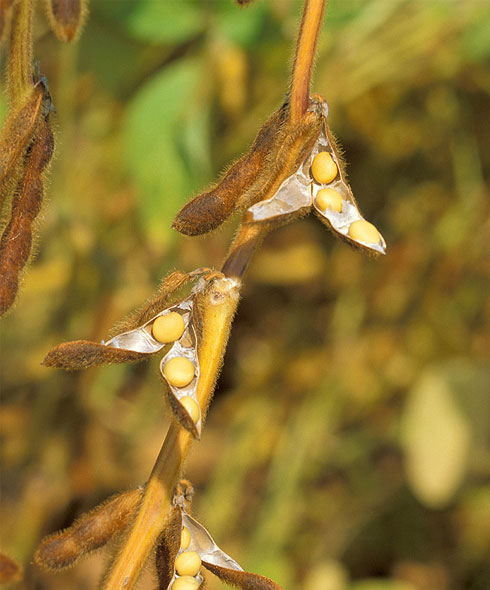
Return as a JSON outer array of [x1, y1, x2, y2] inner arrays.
[[400, 362, 473, 508], [95, 1, 204, 44], [123, 60, 204, 247]]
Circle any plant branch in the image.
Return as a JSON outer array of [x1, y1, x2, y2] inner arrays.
[[289, 0, 326, 123], [8, 0, 33, 104], [103, 277, 241, 590]]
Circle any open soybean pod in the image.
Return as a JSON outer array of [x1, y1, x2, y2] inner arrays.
[[308, 98, 386, 255]]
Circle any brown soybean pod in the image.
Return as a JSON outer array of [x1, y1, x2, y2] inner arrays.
[[173, 106, 286, 236], [44, 0, 88, 42], [35, 488, 143, 571], [0, 117, 54, 315], [0, 84, 44, 211]]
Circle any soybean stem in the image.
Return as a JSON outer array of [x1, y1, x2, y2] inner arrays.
[[8, 0, 33, 104], [290, 0, 326, 124], [103, 278, 240, 590]]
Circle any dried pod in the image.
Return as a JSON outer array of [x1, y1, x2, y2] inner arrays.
[[0, 0, 16, 43], [0, 79, 46, 210], [0, 100, 55, 315], [173, 107, 286, 236], [165, 482, 283, 590], [35, 488, 143, 571], [43, 0, 88, 43], [202, 562, 282, 590], [242, 95, 386, 255], [42, 340, 148, 370], [0, 553, 22, 583], [156, 507, 183, 590]]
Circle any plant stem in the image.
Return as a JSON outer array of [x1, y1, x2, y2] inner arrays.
[[8, 0, 33, 104], [289, 0, 326, 124], [103, 277, 241, 590], [221, 223, 266, 279]]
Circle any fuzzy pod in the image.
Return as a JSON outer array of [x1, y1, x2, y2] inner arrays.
[[202, 562, 283, 590], [239, 107, 323, 216], [0, 114, 54, 315], [172, 106, 286, 236], [42, 339, 148, 370], [0, 79, 46, 210], [0, 553, 22, 583], [43, 0, 88, 42], [155, 507, 183, 590], [35, 488, 143, 571], [0, 0, 15, 43]]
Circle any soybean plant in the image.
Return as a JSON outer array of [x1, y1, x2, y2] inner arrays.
[[1, 0, 387, 588]]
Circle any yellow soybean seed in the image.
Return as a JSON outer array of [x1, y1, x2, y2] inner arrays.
[[315, 188, 343, 213], [180, 397, 200, 423], [172, 576, 200, 590], [152, 312, 185, 343], [311, 151, 338, 184], [174, 551, 202, 577], [348, 219, 381, 244], [181, 527, 191, 550], [163, 357, 195, 388]]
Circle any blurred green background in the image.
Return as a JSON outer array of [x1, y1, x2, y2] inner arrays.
[[1, 0, 490, 589]]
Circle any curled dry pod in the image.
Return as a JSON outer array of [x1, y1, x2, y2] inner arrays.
[[0, 90, 55, 316], [0, 553, 22, 583], [35, 488, 143, 571], [43, 0, 88, 43], [173, 106, 286, 236]]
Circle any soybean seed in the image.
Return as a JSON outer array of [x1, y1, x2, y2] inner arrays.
[[311, 152, 337, 184], [348, 219, 381, 244], [174, 551, 201, 577], [172, 576, 200, 590], [181, 527, 191, 550], [180, 397, 200, 423], [163, 357, 195, 388], [315, 188, 343, 213], [152, 312, 185, 344]]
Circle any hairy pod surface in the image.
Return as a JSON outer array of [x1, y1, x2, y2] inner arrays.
[[0, 102, 54, 315], [43, 0, 88, 42], [0, 553, 22, 583], [172, 107, 286, 236], [35, 488, 143, 570]]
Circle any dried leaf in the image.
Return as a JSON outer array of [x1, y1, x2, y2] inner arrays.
[[42, 340, 147, 370]]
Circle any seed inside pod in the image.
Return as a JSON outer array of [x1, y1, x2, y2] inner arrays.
[[180, 397, 200, 423], [174, 551, 202, 577], [152, 312, 186, 343], [315, 187, 343, 212], [348, 219, 381, 244], [181, 526, 191, 550], [311, 151, 338, 184], [172, 576, 200, 590], [163, 357, 195, 388]]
